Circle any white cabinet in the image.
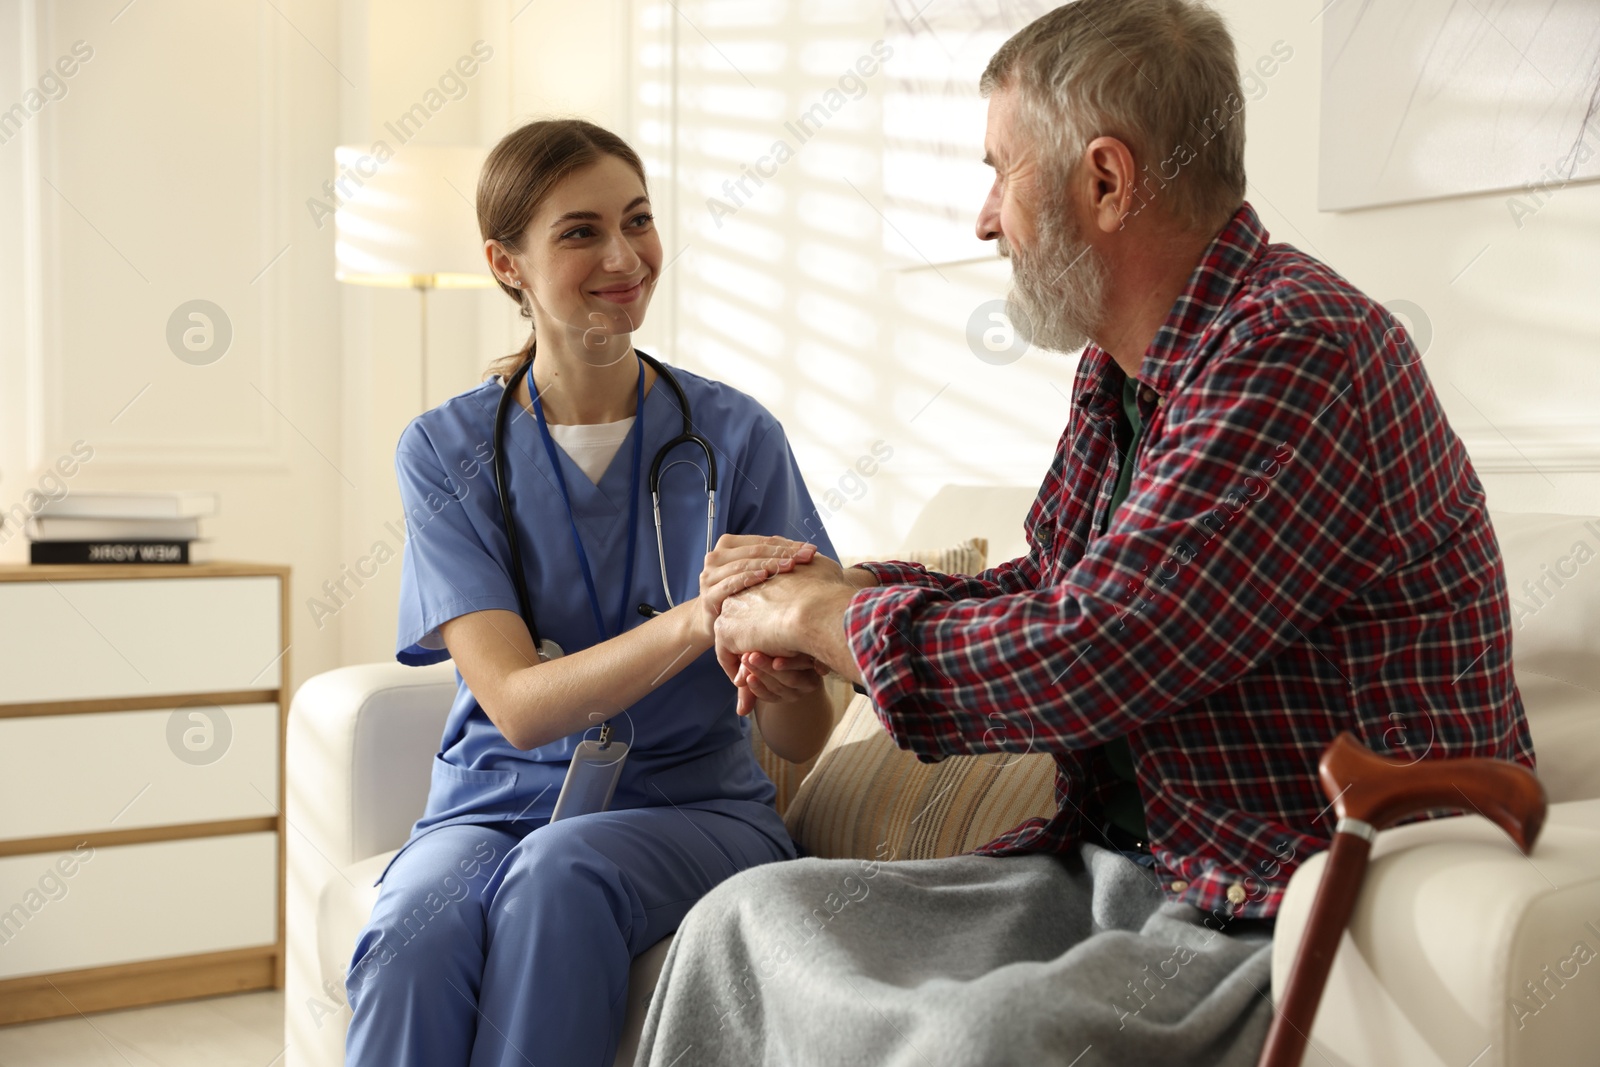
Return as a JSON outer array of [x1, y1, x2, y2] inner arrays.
[[0, 704, 280, 838], [0, 576, 283, 703], [0, 562, 288, 1024]]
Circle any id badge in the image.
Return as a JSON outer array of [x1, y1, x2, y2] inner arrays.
[[550, 730, 629, 822]]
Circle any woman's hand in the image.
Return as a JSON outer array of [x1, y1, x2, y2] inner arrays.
[[734, 651, 827, 714], [691, 534, 817, 645]]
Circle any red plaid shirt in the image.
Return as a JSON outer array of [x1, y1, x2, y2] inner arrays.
[[844, 202, 1534, 920]]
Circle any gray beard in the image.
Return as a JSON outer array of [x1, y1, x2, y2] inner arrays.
[[1003, 206, 1109, 354]]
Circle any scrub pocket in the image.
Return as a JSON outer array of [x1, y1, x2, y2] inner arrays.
[[374, 756, 521, 885], [424, 755, 519, 822]]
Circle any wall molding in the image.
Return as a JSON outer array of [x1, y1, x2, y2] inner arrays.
[[31, 1, 294, 471], [1459, 425, 1600, 475]]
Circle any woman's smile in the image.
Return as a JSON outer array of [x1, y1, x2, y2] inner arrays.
[[590, 276, 647, 305]]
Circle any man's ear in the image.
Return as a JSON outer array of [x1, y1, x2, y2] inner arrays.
[[1081, 135, 1139, 234]]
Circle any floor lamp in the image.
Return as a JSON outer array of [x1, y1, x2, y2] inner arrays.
[[332, 145, 492, 412]]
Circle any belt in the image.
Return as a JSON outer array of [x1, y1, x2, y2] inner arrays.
[[1101, 821, 1150, 854]]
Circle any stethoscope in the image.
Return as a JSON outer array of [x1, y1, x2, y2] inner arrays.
[[492, 348, 718, 663]]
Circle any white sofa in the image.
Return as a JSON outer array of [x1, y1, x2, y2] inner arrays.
[[284, 489, 1600, 1067]]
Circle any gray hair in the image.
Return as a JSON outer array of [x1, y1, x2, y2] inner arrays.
[[979, 0, 1246, 233]]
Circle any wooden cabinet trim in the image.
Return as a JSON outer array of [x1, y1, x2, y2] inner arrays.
[[0, 817, 280, 859], [0, 562, 290, 582], [0, 945, 278, 1026], [0, 689, 281, 719]]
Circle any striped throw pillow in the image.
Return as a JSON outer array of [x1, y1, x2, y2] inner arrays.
[[841, 536, 988, 578], [782, 693, 1058, 860]]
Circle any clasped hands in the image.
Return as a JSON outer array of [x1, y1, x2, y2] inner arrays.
[[695, 534, 864, 717]]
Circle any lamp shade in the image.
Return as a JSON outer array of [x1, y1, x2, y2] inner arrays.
[[333, 144, 493, 289]]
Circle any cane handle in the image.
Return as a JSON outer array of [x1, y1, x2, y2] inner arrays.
[[1319, 731, 1545, 849]]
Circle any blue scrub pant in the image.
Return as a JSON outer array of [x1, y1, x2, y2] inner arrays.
[[344, 803, 792, 1067]]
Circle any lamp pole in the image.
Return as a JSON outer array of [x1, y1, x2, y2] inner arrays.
[[417, 279, 429, 412], [414, 274, 435, 413]]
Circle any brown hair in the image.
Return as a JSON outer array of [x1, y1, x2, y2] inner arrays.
[[979, 0, 1245, 234], [478, 119, 650, 381]]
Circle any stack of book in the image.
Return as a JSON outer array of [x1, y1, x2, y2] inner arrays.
[[26, 491, 218, 565]]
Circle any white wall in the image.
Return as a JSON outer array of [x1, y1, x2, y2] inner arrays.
[[1215, 0, 1600, 519], [628, 0, 1035, 558], [321, 0, 502, 674], [3, 0, 1595, 693], [0, 0, 641, 690], [0, 0, 346, 694], [637, 0, 1600, 559], [323, 0, 639, 670]]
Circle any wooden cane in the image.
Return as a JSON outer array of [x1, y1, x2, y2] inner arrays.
[[1256, 731, 1546, 1067]]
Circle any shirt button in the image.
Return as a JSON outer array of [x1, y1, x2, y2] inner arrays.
[[1226, 884, 1248, 905], [1139, 385, 1157, 403], [1169, 880, 1189, 893]]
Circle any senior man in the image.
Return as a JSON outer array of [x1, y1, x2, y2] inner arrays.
[[638, 1, 1534, 1064]]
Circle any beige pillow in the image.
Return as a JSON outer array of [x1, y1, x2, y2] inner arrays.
[[781, 532, 1056, 861], [842, 535, 988, 578], [783, 693, 1058, 860]]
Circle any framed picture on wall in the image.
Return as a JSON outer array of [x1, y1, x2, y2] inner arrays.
[[1319, 0, 1600, 212]]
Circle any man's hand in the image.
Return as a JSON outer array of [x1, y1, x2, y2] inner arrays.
[[695, 536, 876, 714], [713, 572, 806, 683], [715, 567, 864, 714], [691, 535, 817, 645]]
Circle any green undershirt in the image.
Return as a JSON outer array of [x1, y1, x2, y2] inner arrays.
[[1101, 374, 1148, 842]]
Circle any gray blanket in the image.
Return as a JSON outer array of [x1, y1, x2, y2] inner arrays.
[[635, 844, 1275, 1067]]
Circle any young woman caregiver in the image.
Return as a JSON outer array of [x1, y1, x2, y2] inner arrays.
[[343, 118, 840, 1067]]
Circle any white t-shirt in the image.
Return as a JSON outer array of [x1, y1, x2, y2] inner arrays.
[[496, 373, 634, 485], [546, 418, 635, 485]]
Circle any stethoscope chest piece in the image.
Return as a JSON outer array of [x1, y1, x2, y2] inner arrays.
[[537, 638, 565, 663]]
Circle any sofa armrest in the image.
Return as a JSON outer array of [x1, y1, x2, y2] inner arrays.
[[1271, 799, 1600, 1067], [285, 661, 455, 1067], [286, 660, 457, 868]]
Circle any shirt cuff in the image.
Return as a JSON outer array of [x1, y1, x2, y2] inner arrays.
[[843, 584, 955, 763], [856, 560, 932, 586]]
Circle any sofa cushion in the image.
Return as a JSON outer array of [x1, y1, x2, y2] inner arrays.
[[317, 851, 389, 1006], [780, 533, 1054, 860], [901, 485, 1038, 564]]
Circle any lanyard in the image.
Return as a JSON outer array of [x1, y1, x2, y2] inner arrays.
[[529, 358, 644, 643]]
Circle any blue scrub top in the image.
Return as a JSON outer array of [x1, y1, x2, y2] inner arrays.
[[390, 353, 837, 855]]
